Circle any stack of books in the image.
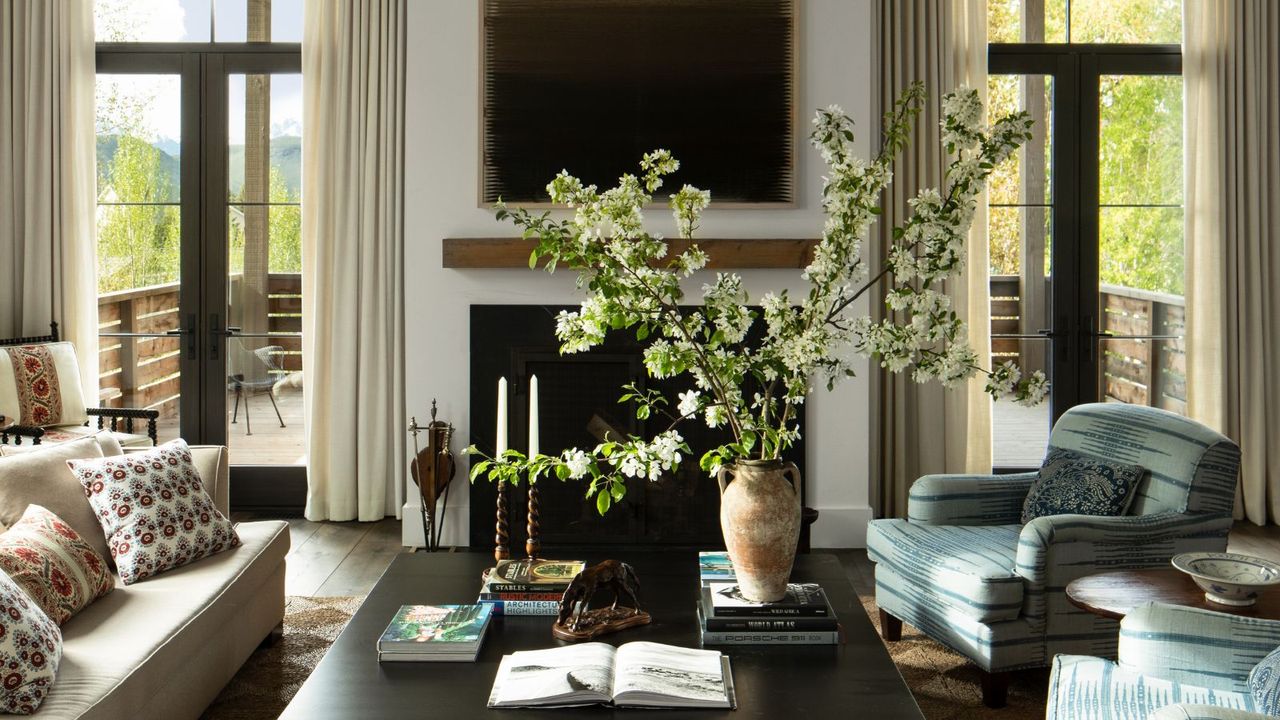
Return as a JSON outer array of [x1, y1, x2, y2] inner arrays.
[[377, 604, 493, 662], [478, 558, 585, 616], [696, 551, 841, 645]]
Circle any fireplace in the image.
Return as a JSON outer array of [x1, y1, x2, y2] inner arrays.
[[469, 305, 806, 550]]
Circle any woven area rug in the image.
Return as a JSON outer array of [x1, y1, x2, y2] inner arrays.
[[858, 597, 1047, 719], [200, 596, 361, 720]]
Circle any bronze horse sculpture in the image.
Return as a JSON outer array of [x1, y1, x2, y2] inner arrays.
[[552, 560, 651, 641]]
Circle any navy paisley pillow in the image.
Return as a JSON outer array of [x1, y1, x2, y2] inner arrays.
[[1020, 446, 1144, 523], [1249, 645, 1280, 714]]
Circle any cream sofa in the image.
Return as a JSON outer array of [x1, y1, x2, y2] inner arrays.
[[0, 444, 289, 718]]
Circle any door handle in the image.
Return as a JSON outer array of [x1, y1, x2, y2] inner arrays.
[[165, 314, 197, 360], [209, 315, 242, 360]]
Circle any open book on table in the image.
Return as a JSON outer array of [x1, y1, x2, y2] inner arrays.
[[487, 641, 736, 709]]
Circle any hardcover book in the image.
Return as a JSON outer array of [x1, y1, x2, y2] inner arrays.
[[696, 607, 840, 645], [481, 599, 561, 616], [703, 582, 832, 618], [485, 559, 585, 592], [698, 551, 736, 582], [376, 604, 493, 662], [487, 641, 736, 709]]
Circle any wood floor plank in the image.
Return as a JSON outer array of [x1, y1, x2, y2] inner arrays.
[[315, 520, 407, 597], [286, 521, 376, 597]]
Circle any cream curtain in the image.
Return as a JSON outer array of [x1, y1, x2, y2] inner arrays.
[[872, 0, 991, 518], [0, 0, 98, 397], [1184, 0, 1280, 524], [302, 0, 406, 521]]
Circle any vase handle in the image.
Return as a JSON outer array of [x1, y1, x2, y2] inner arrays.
[[716, 465, 736, 495], [782, 461, 801, 496]]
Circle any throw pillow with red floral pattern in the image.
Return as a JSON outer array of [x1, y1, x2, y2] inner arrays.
[[0, 570, 61, 714], [67, 439, 240, 585], [0, 505, 114, 625]]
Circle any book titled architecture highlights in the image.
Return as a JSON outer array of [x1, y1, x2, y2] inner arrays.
[[488, 642, 735, 709], [376, 604, 493, 662], [479, 558, 585, 616]]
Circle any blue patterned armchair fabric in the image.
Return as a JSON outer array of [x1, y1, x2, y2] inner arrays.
[[867, 403, 1242, 703], [1047, 603, 1280, 719]]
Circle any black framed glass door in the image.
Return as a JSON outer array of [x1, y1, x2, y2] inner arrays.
[[988, 44, 1183, 468], [95, 43, 304, 506]]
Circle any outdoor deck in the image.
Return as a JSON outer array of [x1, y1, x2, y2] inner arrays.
[[153, 384, 306, 466]]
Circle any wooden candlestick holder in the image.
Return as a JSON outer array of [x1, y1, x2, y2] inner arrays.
[[526, 482, 541, 558], [494, 481, 510, 563]]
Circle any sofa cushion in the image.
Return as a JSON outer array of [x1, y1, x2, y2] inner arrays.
[[0, 505, 113, 625], [36, 520, 288, 718], [0, 436, 112, 564], [28, 425, 150, 450], [68, 439, 240, 585], [0, 342, 89, 428], [866, 519, 1024, 622], [0, 430, 124, 458], [0, 569, 62, 714], [1048, 655, 1257, 719], [1022, 446, 1144, 523], [1249, 645, 1280, 715]]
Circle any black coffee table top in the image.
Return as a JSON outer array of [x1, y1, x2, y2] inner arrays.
[[279, 551, 922, 719]]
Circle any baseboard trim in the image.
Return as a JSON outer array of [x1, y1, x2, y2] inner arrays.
[[809, 505, 874, 549]]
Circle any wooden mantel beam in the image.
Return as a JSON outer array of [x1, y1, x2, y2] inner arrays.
[[442, 237, 820, 270]]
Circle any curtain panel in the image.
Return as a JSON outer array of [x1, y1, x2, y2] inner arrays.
[[871, 0, 991, 518], [302, 0, 407, 521], [0, 0, 98, 398], [1184, 0, 1280, 524]]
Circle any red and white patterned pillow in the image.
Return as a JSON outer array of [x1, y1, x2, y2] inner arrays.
[[67, 439, 240, 585], [0, 505, 114, 625], [0, 570, 61, 714]]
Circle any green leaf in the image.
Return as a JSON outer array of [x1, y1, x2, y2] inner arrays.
[[636, 405, 651, 420], [468, 460, 491, 482], [528, 249, 538, 269], [596, 491, 612, 515], [556, 464, 571, 480], [636, 324, 650, 341], [610, 482, 626, 501]]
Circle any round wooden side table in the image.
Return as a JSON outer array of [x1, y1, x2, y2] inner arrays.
[[1067, 568, 1280, 620]]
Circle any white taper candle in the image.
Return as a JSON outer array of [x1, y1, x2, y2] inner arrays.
[[496, 377, 508, 456], [528, 374, 539, 457]]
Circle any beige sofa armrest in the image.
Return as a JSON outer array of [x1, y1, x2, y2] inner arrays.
[[189, 446, 230, 516]]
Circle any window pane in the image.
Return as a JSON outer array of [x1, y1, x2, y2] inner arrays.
[[1099, 206, 1184, 296], [1099, 75, 1183, 205], [987, 74, 1053, 205], [228, 74, 304, 203], [96, 75, 181, 203], [987, 0, 1067, 43], [95, 0, 211, 42], [1070, 0, 1182, 44], [213, 0, 302, 42]]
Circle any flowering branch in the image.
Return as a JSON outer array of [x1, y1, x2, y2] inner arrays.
[[465, 82, 1046, 514]]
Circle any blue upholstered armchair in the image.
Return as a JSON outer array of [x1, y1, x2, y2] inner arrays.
[[1047, 603, 1280, 719], [866, 403, 1241, 708]]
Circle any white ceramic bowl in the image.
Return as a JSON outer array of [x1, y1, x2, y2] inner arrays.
[[1172, 552, 1280, 606]]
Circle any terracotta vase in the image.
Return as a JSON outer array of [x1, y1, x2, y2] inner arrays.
[[716, 459, 801, 602]]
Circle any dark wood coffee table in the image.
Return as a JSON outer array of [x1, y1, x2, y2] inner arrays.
[[1067, 568, 1280, 620], [279, 551, 922, 719]]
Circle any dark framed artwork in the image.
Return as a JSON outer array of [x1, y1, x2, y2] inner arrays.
[[481, 0, 797, 206]]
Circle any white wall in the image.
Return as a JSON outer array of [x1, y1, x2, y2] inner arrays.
[[403, 0, 877, 549]]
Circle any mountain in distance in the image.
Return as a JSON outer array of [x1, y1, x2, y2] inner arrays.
[[95, 135, 302, 200]]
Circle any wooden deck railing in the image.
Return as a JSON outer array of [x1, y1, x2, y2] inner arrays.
[[988, 275, 1187, 414], [97, 273, 302, 419]]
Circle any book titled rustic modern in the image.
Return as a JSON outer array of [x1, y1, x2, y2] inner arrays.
[[377, 604, 494, 662], [704, 582, 832, 617], [487, 641, 736, 709]]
